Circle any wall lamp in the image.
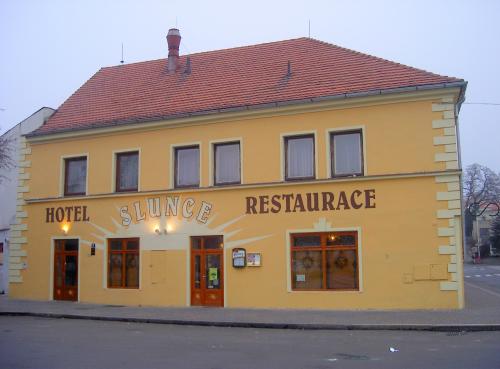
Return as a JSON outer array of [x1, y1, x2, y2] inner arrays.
[[155, 227, 168, 235]]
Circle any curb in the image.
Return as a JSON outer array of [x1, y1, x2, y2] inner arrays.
[[2, 312, 500, 332]]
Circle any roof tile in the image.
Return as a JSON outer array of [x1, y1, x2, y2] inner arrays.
[[33, 37, 463, 136]]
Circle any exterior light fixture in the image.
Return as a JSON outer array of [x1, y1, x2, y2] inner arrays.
[[62, 224, 69, 235], [155, 226, 168, 235]]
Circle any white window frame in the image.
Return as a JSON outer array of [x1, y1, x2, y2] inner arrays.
[[326, 126, 367, 178], [209, 138, 243, 186], [170, 142, 202, 189], [59, 153, 89, 197], [280, 130, 318, 182], [112, 148, 141, 193]]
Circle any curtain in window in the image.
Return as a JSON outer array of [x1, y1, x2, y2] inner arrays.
[[215, 143, 240, 184], [287, 137, 314, 178], [334, 133, 361, 175], [118, 153, 138, 190], [177, 147, 199, 186], [66, 159, 86, 194]]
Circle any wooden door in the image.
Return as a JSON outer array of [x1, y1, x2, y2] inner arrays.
[[191, 236, 224, 307], [53, 239, 78, 301]]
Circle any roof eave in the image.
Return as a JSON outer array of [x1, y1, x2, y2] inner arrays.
[[26, 81, 466, 139]]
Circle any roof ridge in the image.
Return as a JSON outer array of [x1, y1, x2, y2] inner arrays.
[[33, 35, 465, 137], [306, 38, 461, 81], [101, 37, 310, 70]]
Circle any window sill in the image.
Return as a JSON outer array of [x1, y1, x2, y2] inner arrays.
[[288, 289, 362, 294]]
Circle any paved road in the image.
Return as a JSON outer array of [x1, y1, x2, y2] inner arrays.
[[1, 316, 499, 369], [464, 263, 500, 297]]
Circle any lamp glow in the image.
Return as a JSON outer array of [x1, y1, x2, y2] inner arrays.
[[61, 224, 69, 235]]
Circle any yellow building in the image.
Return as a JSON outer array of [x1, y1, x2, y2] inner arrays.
[[9, 29, 467, 309]]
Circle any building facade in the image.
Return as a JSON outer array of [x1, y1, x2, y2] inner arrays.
[[0, 107, 55, 294], [9, 31, 467, 309]]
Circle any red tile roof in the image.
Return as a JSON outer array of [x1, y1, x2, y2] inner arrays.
[[32, 37, 464, 136]]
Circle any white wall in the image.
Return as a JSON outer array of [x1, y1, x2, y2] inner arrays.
[[0, 107, 55, 293]]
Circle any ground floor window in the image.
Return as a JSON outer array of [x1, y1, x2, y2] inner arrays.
[[108, 238, 140, 288], [291, 231, 358, 291]]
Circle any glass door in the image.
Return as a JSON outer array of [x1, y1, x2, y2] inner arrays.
[[190, 236, 224, 307], [53, 239, 79, 301]]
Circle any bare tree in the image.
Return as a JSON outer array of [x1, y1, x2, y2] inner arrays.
[[463, 163, 500, 210], [0, 133, 15, 183], [463, 164, 500, 258]]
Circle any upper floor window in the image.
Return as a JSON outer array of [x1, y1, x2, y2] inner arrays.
[[116, 151, 139, 192], [214, 142, 240, 185], [285, 134, 315, 181], [64, 156, 87, 196], [175, 145, 200, 188], [330, 131, 363, 177]]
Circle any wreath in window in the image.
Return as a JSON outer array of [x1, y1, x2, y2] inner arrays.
[[301, 255, 314, 269], [334, 253, 348, 269]]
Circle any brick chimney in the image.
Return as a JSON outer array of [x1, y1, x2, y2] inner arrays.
[[167, 28, 181, 73]]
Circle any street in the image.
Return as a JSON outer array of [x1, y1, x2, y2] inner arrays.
[[1, 260, 500, 369], [464, 262, 500, 297], [0, 316, 499, 369]]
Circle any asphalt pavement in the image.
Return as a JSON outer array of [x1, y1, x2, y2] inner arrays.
[[2, 316, 499, 369]]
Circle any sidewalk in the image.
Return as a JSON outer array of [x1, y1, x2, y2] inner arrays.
[[1, 282, 499, 332]]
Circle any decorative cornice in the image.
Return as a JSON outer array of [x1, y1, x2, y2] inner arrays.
[[26, 86, 463, 144], [25, 169, 461, 204]]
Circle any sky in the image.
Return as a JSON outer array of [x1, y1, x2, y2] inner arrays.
[[1, 0, 499, 171]]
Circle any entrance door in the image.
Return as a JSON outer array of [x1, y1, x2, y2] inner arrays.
[[191, 236, 224, 307], [53, 239, 79, 301]]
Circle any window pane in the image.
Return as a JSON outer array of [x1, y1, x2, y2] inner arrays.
[[292, 251, 322, 290], [66, 158, 86, 194], [205, 254, 221, 289], [287, 136, 314, 179], [110, 240, 122, 251], [125, 254, 139, 288], [109, 254, 122, 287], [64, 255, 78, 286], [215, 143, 240, 184], [293, 235, 321, 247], [327, 234, 356, 246], [64, 239, 79, 251], [326, 250, 358, 289], [126, 240, 139, 250], [333, 133, 362, 175], [176, 147, 199, 187], [204, 236, 223, 249], [194, 255, 201, 289], [55, 241, 63, 252], [117, 152, 138, 191], [55, 255, 63, 287], [191, 237, 202, 250]]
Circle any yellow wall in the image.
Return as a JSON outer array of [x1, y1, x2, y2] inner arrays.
[[28, 99, 446, 199], [10, 92, 464, 310]]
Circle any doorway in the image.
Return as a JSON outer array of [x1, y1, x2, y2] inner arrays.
[[53, 239, 79, 301], [190, 235, 224, 307]]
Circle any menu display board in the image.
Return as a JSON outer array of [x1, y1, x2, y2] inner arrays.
[[232, 248, 246, 268]]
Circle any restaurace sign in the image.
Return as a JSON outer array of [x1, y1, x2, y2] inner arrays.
[[245, 189, 376, 214]]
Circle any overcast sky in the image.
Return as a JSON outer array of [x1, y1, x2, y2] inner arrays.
[[1, 0, 499, 170]]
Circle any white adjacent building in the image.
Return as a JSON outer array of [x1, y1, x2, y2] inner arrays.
[[0, 107, 55, 293]]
